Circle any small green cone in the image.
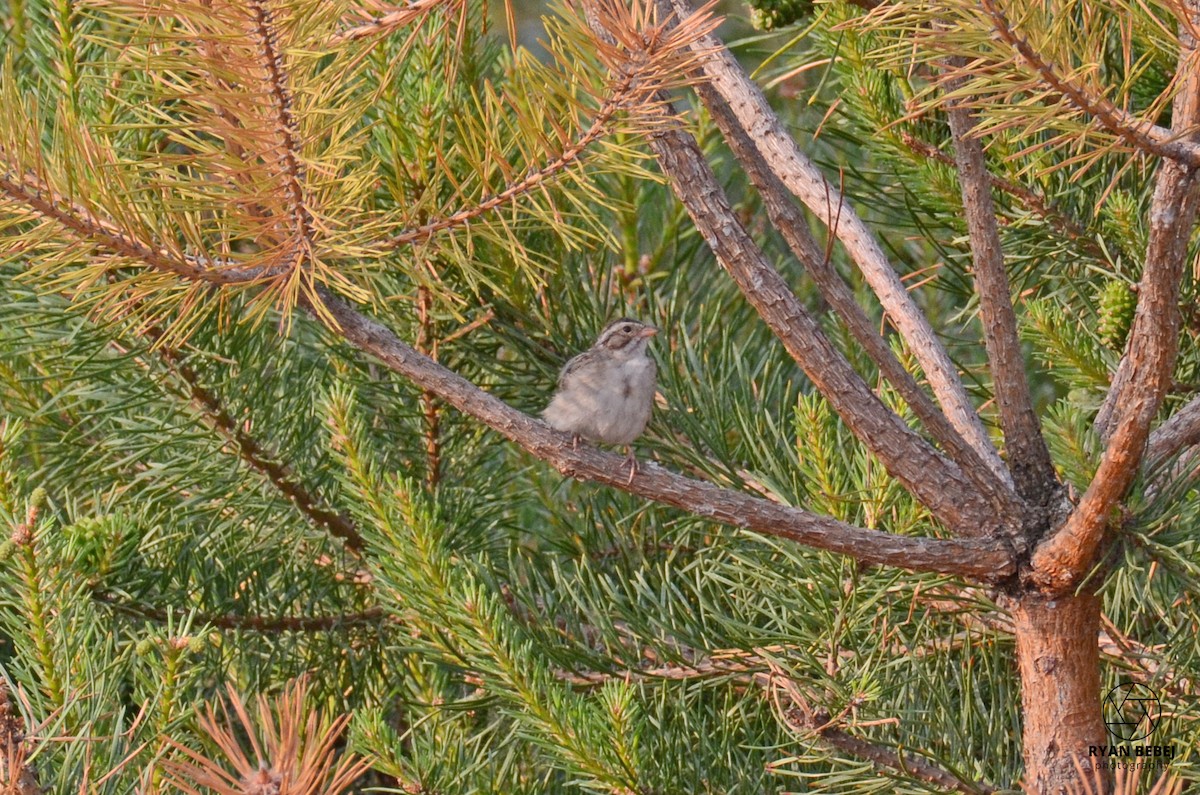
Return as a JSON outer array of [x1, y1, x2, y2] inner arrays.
[[749, 0, 814, 30], [1097, 281, 1137, 350]]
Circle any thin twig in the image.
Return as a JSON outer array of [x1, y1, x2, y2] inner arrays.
[[247, 0, 315, 279], [1145, 395, 1200, 466], [559, 643, 995, 792], [383, 43, 678, 250], [416, 283, 442, 488], [330, 0, 463, 45], [154, 344, 365, 551], [92, 589, 387, 633], [898, 132, 1107, 262], [979, 0, 1200, 169], [767, 660, 996, 794], [0, 169, 259, 284]]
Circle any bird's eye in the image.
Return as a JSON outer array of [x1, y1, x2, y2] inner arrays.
[[622, 324, 633, 333]]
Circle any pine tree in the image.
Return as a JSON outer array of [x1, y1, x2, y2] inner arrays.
[[0, 0, 1198, 792]]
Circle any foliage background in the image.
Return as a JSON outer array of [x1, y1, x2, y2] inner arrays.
[[0, 0, 1197, 791]]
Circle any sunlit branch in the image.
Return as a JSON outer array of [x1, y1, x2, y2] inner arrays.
[[664, 0, 1008, 485], [0, 168, 264, 284], [330, 0, 464, 45], [695, 74, 1027, 519], [247, 0, 316, 279]]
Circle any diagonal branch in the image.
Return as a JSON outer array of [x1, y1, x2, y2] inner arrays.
[[562, 647, 995, 793], [92, 589, 385, 633], [774, 701, 997, 795], [979, 0, 1200, 168], [151, 343, 364, 551], [644, 117, 1013, 536], [1031, 2, 1200, 591], [695, 74, 1026, 520], [329, 0, 463, 45], [898, 132, 1106, 262], [312, 287, 1017, 581], [384, 89, 625, 250], [665, 0, 1007, 484], [384, 0, 718, 251], [944, 73, 1058, 505]]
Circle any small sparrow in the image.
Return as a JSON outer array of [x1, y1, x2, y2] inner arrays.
[[543, 318, 658, 482]]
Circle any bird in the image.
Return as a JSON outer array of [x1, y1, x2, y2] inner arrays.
[[542, 317, 658, 483]]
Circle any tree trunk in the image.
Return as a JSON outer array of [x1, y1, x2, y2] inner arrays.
[[1010, 591, 1110, 794]]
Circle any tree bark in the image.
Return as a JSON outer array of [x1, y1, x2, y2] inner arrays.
[[1009, 591, 1108, 795], [945, 80, 1058, 506]]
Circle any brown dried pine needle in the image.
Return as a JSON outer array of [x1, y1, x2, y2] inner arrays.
[[159, 675, 369, 795]]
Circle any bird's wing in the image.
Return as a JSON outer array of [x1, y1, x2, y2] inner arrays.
[[557, 350, 596, 389]]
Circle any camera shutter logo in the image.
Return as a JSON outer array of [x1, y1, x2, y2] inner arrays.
[[1103, 683, 1160, 742]]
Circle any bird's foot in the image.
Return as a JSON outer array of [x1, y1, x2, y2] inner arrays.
[[624, 447, 638, 485], [571, 434, 581, 451]]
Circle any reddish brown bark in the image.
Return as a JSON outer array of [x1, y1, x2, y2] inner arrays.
[[1009, 592, 1107, 795]]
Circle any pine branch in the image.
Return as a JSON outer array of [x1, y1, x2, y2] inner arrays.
[[91, 590, 385, 633], [664, 0, 1008, 486], [150, 343, 364, 552], [382, 87, 626, 250], [560, 644, 996, 792], [0, 167, 261, 284], [694, 73, 1027, 521], [415, 284, 442, 489], [978, 0, 1200, 168], [87, 271, 364, 551], [643, 111, 1013, 535], [944, 72, 1058, 505], [310, 286, 1018, 581], [245, 0, 315, 281], [330, 0, 464, 45], [1032, 2, 1200, 590], [897, 131, 1107, 263], [383, 0, 719, 251], [1145, 395, 1200, 467], [771, 678, 997, 795]]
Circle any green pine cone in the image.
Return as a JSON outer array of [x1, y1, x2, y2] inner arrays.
[[1097, 281, 1137, 350], [749, 0, 814, 30]]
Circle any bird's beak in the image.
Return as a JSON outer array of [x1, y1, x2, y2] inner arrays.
[[640, 326, 659, 338]]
